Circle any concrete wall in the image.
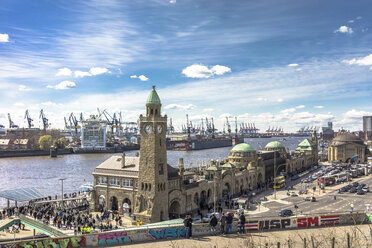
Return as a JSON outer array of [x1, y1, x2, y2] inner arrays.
[[1, 212, 371, 248]]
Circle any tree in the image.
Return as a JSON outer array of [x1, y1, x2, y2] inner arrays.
[[39, 135, 52, 151], [55, 137, 67, 149]]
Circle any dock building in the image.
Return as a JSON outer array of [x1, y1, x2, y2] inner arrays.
[[80, 115, 107, 149], [90, 86, 319, 223]]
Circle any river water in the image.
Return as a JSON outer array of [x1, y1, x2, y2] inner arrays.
[[0, 136, 307, 207]]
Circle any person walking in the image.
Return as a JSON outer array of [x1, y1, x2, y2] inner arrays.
[[209, 214, 218, 235], [219, 213, 226, 234], [184, 215, 192, 239], [239, 213, 246, 234], [226, 213, 233, 234]]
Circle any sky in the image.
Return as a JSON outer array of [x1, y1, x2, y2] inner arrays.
[[0, 0, 372, 133]]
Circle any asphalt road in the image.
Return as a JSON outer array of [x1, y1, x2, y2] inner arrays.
[[250, 173, 372, 218]]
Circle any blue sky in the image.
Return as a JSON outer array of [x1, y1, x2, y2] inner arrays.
[[0, 0, 372, 132]]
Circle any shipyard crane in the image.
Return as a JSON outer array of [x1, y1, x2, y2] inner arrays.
[[80, 113, 84, 122], [186, 114, 190, 137], [64, 117, 69, 130], [24, 110, 34, 128], [39, 109, 49, 130], [211, 117, 215, 138], [8, 113, 19, 128], [102, 110, 115, 135], [225, 117, 231, 136], [234, 117, 238, 137], [69, 113, 79, 134], [168, 118, 174, 134]]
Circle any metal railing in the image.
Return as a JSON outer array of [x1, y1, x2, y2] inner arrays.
[[18, 215, 65, 237]]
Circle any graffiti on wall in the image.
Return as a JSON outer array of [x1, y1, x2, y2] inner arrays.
[[149, 227, 186, 240], [320, 215, 339, 226], [297, 217, 319, 227], [98, 231, 132, 246], [259, 218, 294, 230], [238, 222, 259, 230], [0, 236, 86, 248]]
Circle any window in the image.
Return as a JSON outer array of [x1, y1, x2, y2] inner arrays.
[[158, 163, 164, 175], [123, 179, 133, 187], [109, 178, 120, 186], [97, 176, 107, 185], [135, 181, 138, 188]]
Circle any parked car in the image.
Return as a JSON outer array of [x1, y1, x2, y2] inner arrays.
[[290, 192, 298, 197], [362, 186, 369, 193], [349, 187, 357, 193], [339, 187, 347, 193], [352, 182, 359, 187], [305, 196, 316, 202], [357, 189, 365, 195], [291, 175, 299, 180], [279, 209, 293, 217]]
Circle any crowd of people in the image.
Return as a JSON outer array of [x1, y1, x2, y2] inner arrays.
[[1, 192, 125, 235]]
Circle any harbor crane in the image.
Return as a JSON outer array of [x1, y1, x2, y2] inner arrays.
[[24, 110, 34, 128], [69, 113, 80, 134], [8, 113, 19, 128], [39, 109, 49, 130], [225, 117, 231, 136]]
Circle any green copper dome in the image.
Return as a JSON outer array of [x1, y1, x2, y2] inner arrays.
[[231, 143, 255, 152], [265, 141, 284, 149], [146, 85, 161, 105]]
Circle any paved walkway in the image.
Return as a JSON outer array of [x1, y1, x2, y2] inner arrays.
[[125, 224, 372, 248]]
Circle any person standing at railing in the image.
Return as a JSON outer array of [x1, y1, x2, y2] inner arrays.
[[226, 213, 233, 234], [209, 213, 218, 235], [219, 213, 226, 234]]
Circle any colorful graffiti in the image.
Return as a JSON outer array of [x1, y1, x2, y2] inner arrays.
[[149, 227, 186, 240], [0, 236, 86, 248], [98, 231, 132, 246], [297, 217, 319, 227], [259, 218, 293, 230]]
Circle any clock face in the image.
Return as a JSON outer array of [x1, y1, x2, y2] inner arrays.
[[157, 125, 163, 134], [145, 125, 152, 134]]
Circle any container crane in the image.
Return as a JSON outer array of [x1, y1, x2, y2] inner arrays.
[[8, 113, 19, 128], [24, 110, 34, 128], [102, 110, 115, 135], [39, 109, 49, 130]]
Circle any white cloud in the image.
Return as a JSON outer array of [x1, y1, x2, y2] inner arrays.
[[277, 98, 283, 102], [296, 105, 305, 109], [0, 33, 9, 42], [203, 108, 214, 112], [13, 102, 24, 107], [182, 64, 231, 78], [348, 20, 354, 23], [288, 63, 299, 67], [130, 75, 137, 79], [211, 65, 231, 75], [170, 0, 176, 3], [56, 67, 72, 76], [164, 103, 195, 111], [18, 85, 31, 91], [74, 70, 91, 78], [41, 101, 57, 106], [257, 97, 267, 101], [335, 26, 353, 34], [138, 75, 149, 81], [356, 16, 362, 20], [89, 67, 108, 76], [219, 113, 233, 119], [280, 108, 296, 114], [314, 105, 324, 109], [47, 81, 76, 90], [343, 54, 372, 66]]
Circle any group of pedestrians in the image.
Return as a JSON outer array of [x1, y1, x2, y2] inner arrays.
[[209, 212, 235, 235]]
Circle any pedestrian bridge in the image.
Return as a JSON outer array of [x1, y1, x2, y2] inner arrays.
[[0, 215, 65, 237]]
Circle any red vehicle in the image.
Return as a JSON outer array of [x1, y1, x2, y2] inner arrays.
[[318, 176, 336, 186]]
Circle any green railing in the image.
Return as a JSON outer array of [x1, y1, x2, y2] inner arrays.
[[0, 218, 20, 232], [18, 215, 65, 237]]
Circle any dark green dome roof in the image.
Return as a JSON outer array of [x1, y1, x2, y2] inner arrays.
[[231, 143, 255, 152], [146, 85, 161, 105], [265, 141, 284, 149]]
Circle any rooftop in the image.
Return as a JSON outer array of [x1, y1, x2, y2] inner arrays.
[[265, 141, 284, 149], [146, 85, 161, 105], [231, 143, 255, 152]]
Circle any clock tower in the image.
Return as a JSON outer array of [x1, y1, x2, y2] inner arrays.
[[135, 85, 168, 222]]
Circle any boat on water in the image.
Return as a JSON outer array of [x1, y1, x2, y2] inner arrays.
[[80, 182, 93, 192]]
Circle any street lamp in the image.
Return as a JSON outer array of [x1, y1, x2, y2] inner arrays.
[[274, 151, 277, 199], [59, 178, 66, 207]]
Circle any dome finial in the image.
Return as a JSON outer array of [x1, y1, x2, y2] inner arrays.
[[152, 85, 156, 90]]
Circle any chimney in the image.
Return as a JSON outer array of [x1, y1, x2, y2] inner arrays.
[[121, 153, 126, 168]]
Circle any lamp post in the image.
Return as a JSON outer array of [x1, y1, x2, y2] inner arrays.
[[59, 178, 66, 208], [274, 151, 277, 200]]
